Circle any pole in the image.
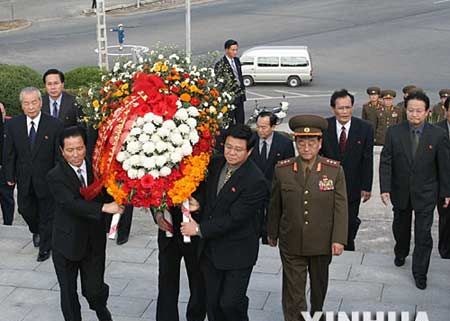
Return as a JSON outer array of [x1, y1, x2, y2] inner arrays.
[[185, 0, 191, 59], [96, 0, 109, 70], [137, 0, 140, 8]]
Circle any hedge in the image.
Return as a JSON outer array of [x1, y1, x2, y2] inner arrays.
[[64, 66, 102, 90]]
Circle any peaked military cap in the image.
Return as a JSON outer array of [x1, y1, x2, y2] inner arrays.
[[381, 89, 396, 99], [402, 85, 417, 94], [439, 89, 450, 98], [366, 86, 381, 95], [289, 115, 328, 137]]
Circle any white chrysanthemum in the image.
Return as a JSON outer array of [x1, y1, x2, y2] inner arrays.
[[135, 117, 145, 127], [186, 118, 197, 129], [157, 126, 170, 138], [126, 141, 141, 154], [143, 122, 156, 134], [129, 155, 141, 166], [181, 143, 193, 156], [143, 113, 154, 123], [138, 134, 150, 143], [153, 115, 163, 124], [156, 155, 168, 167], [189, 131, 200, 145], [176, 100, 183, 108], [159, 166, 172, 177], [158, 54, 164, 59], [156, 141, 168, 153], [142, 156, 156, 170], [178, 124, 191, 134], [129, 127, 142, 136], [170, 132, 184, 146], [174, 108, 189, 121], [209, 106, 217, 114], [170, 150, 183, 163], [149, 170, 160, 178], [137, 168, 146, 179], [116, 151, 128, 162], [142, 141, 156, 154], [122, 160, 131, 171], [150, 134, 162, 143], [187, 106, 200, 117], [127, 169, 138, 179], [113, 62, 120, 73], [162, 119, 176, 130]]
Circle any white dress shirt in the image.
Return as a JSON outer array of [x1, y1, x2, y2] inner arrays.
[[336, 119, 351, 141], [27, 112, 41, 135], [49, 95, 62, 117], [259, 132, 274, 158], [69, 160, 87, 187]]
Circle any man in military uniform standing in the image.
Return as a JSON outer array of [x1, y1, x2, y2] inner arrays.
[[396, 85, 421, 121], [375, 90, 402, 145], [362, 86, 382, 131], [429, 89, 450, 123], [267, 115, 348, 321]]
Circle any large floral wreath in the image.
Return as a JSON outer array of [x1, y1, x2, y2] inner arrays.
[[80, 50, 234, 210]]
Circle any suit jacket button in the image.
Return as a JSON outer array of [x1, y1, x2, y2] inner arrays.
[[304, 190, 309, 195], [305, 221, 309, 225], [304, 211, 309, 215], [304, 200, 308, 205]]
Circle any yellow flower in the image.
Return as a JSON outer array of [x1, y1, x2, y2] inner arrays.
[[221, 106, 228, 114], [153, 62, 162, 72], [92, 100, 100, 108], [120, 83, 129, 91], [161, 64, 169, 72], [113, 90, 123, 97]]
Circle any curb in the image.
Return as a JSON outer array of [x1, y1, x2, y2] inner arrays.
[[0, 20, 32, 33]]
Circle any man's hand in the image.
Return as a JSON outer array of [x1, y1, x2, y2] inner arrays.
[[361, 191, 371, 203], [381, 192, 390, 206], [189, 197, 200, 212], [102, 202, 124, 214], [7, 181, 15, 187], [181, 215, 199, 237], [267, 237, 278, 247], [155, 212, 174, 234], [443, 197, 450, 208], [332, 243, 344, 256]]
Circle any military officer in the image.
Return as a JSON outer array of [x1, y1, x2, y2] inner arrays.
[[429, 89, 450, 123], [375, 90, 402, 145], [362, 86, 382, 131], [267, 115, 348, 321], [396, 85, 418, 110]]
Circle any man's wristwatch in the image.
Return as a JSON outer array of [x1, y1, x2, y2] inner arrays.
[[195, 225, 202, 237]]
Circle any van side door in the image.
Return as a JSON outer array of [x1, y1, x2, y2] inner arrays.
[[255, 56, 280, 82]]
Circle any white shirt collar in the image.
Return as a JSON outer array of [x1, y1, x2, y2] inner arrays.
[[336, 118, 351, 138], [69, 160, 87, 179], [49, 94, 62, 107], [27, 112, 42, 131]]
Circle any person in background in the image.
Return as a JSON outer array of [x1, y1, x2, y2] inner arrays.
[[374, 90, 402, 145], [361, 86, 382, 131], [0, 101, 15, 225], [429, 89, 450, 123]]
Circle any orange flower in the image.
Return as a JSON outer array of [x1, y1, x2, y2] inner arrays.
[[210, 88, 219, 98], [180, 93, 191, 102]]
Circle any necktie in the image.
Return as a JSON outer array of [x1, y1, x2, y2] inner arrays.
[[29, 121, 36, 147], [77, 168, 86, 188], [52, 101, 59, 118], [339, 126, 347, 153], [261, 140, 268, 166], [230, 59, 240, 84], [412, 129, 420, 159], [223, 167, 233, 185]]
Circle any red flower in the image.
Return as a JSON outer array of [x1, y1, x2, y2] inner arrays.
[[191, 97, 201, 107], [171, 86, 180, 94], [141, 174, 154, 189], [183, 73, 190, 79]]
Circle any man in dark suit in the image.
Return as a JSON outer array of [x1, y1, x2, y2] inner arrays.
[[250, 111, 295, 243], [47, 126, 122, 321], [3, 87, 63, 261], [380, 91, 450, 289], [152, 207, 206, 321], [0, 101, 15, 225], [321, 89, 374, 251], [181, 124, 268, 321], [435, 96, 450, 259], [42, 69, 82, 127], [215, 39, 247, 124]]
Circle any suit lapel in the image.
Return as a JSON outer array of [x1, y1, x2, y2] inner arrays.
[[327, 118, 340, 159], [266, 133, 278, 168], [31, 114, 47, 158], [399, 122, 413, 165], [213, 159, 249, 208], [343, 118, 359, 160], [20, 115, 32, 155], [413, 123, 432, 166], [207, 157, 225, 206], [61, 159, 84, 191]]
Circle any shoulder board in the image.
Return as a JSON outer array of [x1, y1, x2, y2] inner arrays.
[[320, 157, 340, 168], [276, 158, 295, 168]]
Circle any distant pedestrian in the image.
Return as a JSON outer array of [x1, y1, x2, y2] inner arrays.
[[92, 0, 97, 9], [0, 101, 15, 225], [110, 24, 125, 51]]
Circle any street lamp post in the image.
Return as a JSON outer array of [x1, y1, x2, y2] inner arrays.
[[185, 0, 191, 58], [96, 0, 109, 70]]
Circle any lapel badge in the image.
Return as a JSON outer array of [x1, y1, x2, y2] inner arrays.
[[319, 175, 334, 191], [428, 145, 433, 150], [231, 187, 236, 193], [44, 135, 49, 140], [276, 153, 281, 157], [357, 140, 361, 144]]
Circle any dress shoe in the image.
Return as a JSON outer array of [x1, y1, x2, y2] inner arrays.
[[116, 235, 129, 246], [37, 251, 51, 262], [414, 277, 427, 290], [32, 233, 40, 248], [95, 306, 112, 321], [394, 256, 405, 267]]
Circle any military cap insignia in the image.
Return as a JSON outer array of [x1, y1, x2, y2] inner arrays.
[[304, 127, 310, 133], [319, 175, 334, 191]]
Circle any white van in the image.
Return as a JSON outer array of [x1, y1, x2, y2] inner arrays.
[[240, 46, 313, 87]]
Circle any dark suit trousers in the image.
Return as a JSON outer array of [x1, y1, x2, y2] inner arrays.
[[280, 252, 331, 321], [201, 255, 252, 321], [52, 247, 109, 321], [437, 199, 450, 259], [345, 199, 362, 251], [393, 205, 434, 278], [232, 100, 245, 124], [157, 234, 206, 321], [0, 169, 14, 225], [18, 186, 54, 252]]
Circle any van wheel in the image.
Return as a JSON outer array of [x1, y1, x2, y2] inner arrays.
[[243, 76, 254, 87], [287, 76, 301, 87]]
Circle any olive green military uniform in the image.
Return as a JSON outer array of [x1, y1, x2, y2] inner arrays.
[[362, 87, 382, 131], [268, 115, 348, 321], [396, 85, 420, 121], [429, 89, 450, 123], [375, 90, 402, 146]]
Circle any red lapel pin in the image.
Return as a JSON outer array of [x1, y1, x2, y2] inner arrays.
[[231, 187, 236, 193], [428, 145, 433, 150], [357, 140, 361, 144], [44, 135, 49, 140]]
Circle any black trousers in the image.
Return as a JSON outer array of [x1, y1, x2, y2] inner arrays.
[[157, 233, 206, 321], [18, 187, 54, 253], [437, 199, 450, 259], [393, 206, 434, 278], [201, 255, 252, 321], [0, 169, 14, 225], [280, 252, 331, 321], [52, 247, 109, 321], [232, 100, 245, 124], [345, 199, 362, 251]]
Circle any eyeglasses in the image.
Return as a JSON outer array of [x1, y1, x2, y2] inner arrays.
[[224, 144, 247, 153]]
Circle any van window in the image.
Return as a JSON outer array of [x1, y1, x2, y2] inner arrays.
[[280, 57, 309, 67], [257, 57, 279, 67], [241, 56, 254, 66]]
